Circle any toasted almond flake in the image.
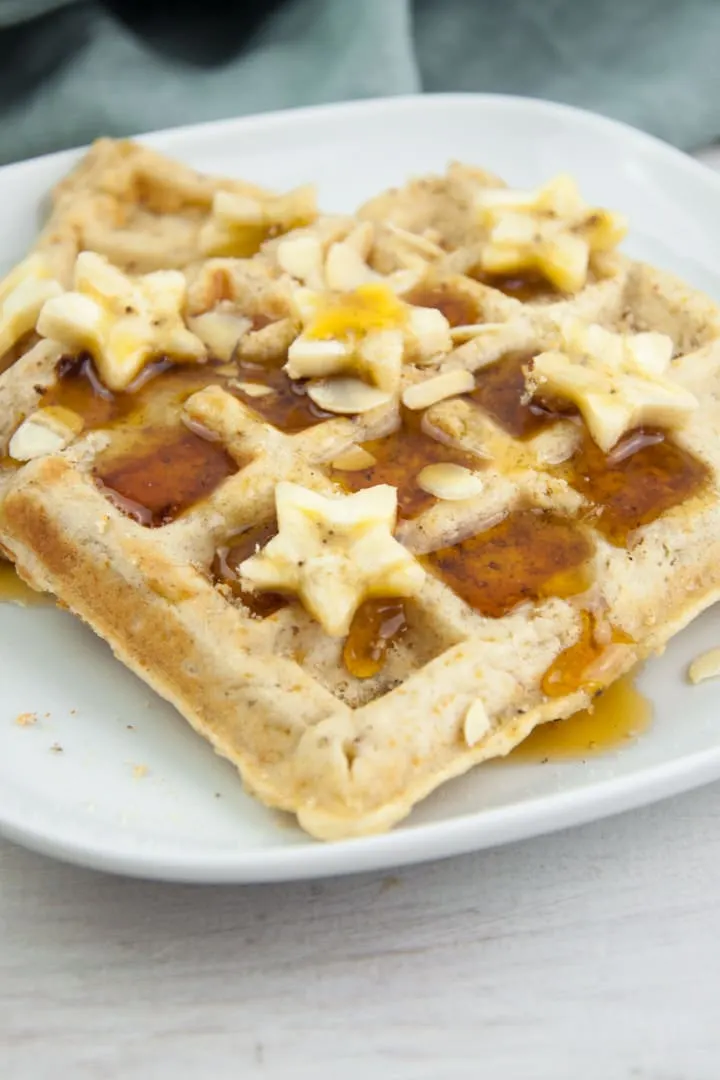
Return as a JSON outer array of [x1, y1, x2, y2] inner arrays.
[[231, 381, 275, 398], [417, 463, 484, 501], [464, 700, 491, 747], [15, 712, 37, 727], [688, 647, 720, 684], [581, 643, 635, 685], [9, 408, 82, 461], [402, 369, 475, 411], [307, 378, 392, 415], [331, 445, 377, 470], [450, 324, 492, 343], [386, 224, 445, 257]]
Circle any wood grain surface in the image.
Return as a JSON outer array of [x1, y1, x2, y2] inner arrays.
[[2, 781, 720, 1079]]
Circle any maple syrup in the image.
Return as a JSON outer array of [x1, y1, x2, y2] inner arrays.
[[404, 285, 481, 328], [564, 428, 709, 546], [230, 358, 332, 433], [541, 610, 633, 698], [307, 284, 407, 340], [0, 559, 53, 606], [467, 351, 576, 439], [510, 674, 651, 760], [333, 410, 483, 519], [425, 508, 592, 618], [207, 214, 315, 260], [96, 428, 237, 527], [343, 598, 407, 678], [471, 270, 560, 303], [42, 354, 229, 432], [213, 521, 287, 617]]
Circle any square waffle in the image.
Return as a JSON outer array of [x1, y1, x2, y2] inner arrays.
[[2, 140, 720, 840]]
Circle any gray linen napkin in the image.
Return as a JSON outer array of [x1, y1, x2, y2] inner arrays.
[[0, 0, 718, 164]]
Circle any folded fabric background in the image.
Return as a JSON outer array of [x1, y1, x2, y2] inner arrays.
[[0, 0, 718, 164]]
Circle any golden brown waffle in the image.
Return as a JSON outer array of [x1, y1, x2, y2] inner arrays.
[[2, 144, 720, 839], [33, 138, 314, 283]]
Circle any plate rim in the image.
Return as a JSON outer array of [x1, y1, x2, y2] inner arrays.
[[3, 91, 720, 883], [2, 745, 720, 882]]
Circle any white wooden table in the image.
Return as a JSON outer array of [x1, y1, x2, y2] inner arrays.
[[2, 785, 720, 1079], [4, 145, 720, 1080]]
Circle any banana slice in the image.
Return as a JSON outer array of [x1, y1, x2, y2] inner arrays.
[[476, 174, 627, 293], [37, 252, 206, 391], [531, 318, 698, 452], [239, 482, 425, 637]]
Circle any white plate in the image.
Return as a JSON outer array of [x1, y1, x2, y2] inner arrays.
[[3, 93, 720, 883]]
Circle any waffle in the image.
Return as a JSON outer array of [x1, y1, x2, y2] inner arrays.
[[33, 138, 318, 283], [2, 142, 720, 840]]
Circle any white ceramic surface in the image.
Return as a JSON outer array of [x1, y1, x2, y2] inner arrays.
[[2, 93, 720, 884]]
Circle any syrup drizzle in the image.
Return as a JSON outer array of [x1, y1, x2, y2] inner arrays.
[[510, 674, 651, 761]]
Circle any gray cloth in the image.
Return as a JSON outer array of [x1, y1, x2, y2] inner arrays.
[[1, 0, 719, 166]]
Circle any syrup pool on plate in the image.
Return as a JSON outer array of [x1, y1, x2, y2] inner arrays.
[[0, 560, 53, 606], [509, 674, 652, 761]]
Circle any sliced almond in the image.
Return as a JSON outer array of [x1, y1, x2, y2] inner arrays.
[[285, 337, 350, 379], [331, 445, 377, 471], [9, 406, 83, 461], [450, 324, 491, 343], [307, 378, 392, 415], [231, 381, 275, 398], [402, 369, 475, 411], [386, 224, 445, 258], [188, 310, 252, 362], [463, 699, 491, 748], [688, 647, 720, 684], [581, 643, 635, 685], [417, 463, 484, 501]]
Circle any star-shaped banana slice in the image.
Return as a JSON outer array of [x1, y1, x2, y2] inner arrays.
[[531, 319, 698, 452], [475, 174, 627, 293], [37, 252, 206, 391], [200, 186, 317, 257], [239, 482, 425, 637], [0, 254, 63, 359], [285, 282, 452, 412]]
